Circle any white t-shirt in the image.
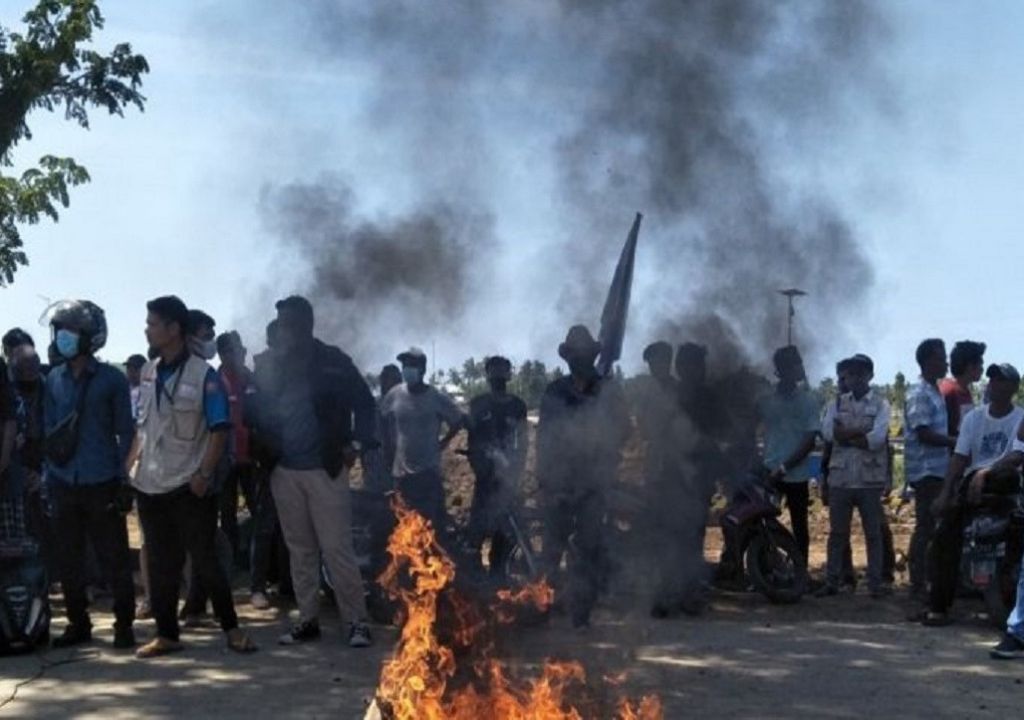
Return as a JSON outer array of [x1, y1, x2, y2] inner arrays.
[[954, 404, 1024, 474]]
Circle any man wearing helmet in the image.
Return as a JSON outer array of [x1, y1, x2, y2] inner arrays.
[[43, 300, 137, 649]]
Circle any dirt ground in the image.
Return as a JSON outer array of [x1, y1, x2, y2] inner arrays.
[[3, 438, 1023, 718]]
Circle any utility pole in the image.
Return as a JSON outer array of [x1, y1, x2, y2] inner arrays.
[[778, 288, 807, 346]]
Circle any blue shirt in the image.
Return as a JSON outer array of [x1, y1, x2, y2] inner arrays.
[[904, 378, 950, 483], [44, 360, 135, 486], [757, 386, 821, 483]]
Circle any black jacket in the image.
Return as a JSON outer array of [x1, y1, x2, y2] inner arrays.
[[252, 339, 376, 477]]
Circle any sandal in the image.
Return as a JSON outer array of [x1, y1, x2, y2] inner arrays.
[[136, 636, 184, 659], [226, 629, 258, 653], [921, 611, 954, 627]]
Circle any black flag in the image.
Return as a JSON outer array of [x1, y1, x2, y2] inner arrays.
[[597, 212, 642, 377]]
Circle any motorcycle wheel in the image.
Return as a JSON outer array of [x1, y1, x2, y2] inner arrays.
[[745, 525, 808, 604], [984, 562, 1019, 630]]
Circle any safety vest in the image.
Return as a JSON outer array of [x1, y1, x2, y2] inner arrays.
[[132, 355, 211, 494], [828, 391, 889, 489]]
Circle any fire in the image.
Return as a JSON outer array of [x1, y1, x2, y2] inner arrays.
[[371, 498, 664, 720]]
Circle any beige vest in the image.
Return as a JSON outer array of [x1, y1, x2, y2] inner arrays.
[[132, 355, 212, 494], [828, 391, 888, 489]]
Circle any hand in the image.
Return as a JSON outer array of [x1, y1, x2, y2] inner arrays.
[[820, 480, 830, 507], [189, 472, 209, 498], [341, 444, 359, 468], [768, 464, 786, 483], [931, 493, 951, 520]]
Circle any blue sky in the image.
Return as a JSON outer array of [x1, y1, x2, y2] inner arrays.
[[2, 1, 1022, 383]]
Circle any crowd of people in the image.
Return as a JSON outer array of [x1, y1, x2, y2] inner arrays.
[[1, 295, 1023, 665]]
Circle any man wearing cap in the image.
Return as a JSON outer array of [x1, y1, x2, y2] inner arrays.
[[818, 354, 891, 598], [922, 363, 1024, 626], [757, 346, 821, 565], [465, 355, 528, 578], [253, 295, 376, 648], [537, 325, 631, 629], [380, 347, 467, 538]]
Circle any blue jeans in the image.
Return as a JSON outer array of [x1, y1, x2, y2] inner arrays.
[[1008, 552, 1024, 640]]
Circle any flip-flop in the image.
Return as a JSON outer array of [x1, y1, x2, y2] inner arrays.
[[226, 631, 259, 653], [136, 637, 184, 659], [921, 611, 954, 627]]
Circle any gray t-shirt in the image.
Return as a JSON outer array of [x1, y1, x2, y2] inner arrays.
[[278, 377, 322, 471], [380, 384, 463, 477]]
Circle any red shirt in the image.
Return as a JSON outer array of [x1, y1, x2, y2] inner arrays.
[[220, 366, 251, 464], [938, 377, 974, 435]]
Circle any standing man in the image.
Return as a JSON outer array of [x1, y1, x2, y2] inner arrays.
[[757, 346, 820, 565], [819, 354, 891, 598], [924, 363, 1023, 625], [904, 338, 956, 599], [43, 300, 136, 649], [939, 341, 985, 435], [465, 356, 528, 579], [537, 326, 631, 630], [125, 354, 148, 421], [256, 295, 375, 648], [130, 296, 255, 658], [380, 347, 467, 538], [361, 364, 404, 495], [216, 331, 255, 568]]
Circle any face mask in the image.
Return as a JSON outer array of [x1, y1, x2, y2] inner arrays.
[[55, 329, 81, 360], [402, 366, 422, 385], [190, 338, 217, 360]]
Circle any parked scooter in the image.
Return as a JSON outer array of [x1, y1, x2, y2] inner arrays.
[[719, 470, 808, 604]]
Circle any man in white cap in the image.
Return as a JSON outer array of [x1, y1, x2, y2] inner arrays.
[[380, 346, 467, 538]]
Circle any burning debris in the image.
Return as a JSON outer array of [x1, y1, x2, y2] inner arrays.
[[367, 498, 663, 720]]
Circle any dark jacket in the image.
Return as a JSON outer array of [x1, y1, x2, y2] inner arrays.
[[253, 339, 376, 477]]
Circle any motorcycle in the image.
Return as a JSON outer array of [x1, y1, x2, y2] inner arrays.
[[719, 470, 808, 604], [957, 479, 1024, 628]]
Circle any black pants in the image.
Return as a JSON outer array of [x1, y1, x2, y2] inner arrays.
[[137, 486, 239, 640], [928, 501, 967, 613], [909, 477, 944, 592], [50, 480, 135, 630], [219, 463, 255, 565], [250, 470, 290, 594], [466, 465, 513, 577], [542, 488, 608, 627], [780, 481, 810, 563], [396, 470, 449, 539]]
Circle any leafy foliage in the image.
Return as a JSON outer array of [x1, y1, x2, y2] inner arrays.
[[0, 0, 148, 283]]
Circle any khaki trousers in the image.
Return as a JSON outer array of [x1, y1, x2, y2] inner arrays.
[[271, 466, 367, 624]]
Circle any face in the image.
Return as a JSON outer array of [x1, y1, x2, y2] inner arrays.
[[126, 365, 142, 386], [966, 360, 984, 383], [647, 355, 672, 380], [402, 362, 425, 385], [676, 356, 706, 386], [487, 365, 511, 392], [146, 312, 178, 352], [846, 366, 872, 395], [777, 358, 806, 385], [989, 377, 1017, 404], [566, 352, 596, 377], [12, 348, 40, 383], [924, 345, 948, 380]]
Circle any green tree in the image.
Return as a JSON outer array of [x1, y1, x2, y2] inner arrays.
[[0, 0, 148, 283]]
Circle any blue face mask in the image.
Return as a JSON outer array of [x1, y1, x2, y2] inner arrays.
[[55, 329, 81, 359], [402, 366, 422, 385]]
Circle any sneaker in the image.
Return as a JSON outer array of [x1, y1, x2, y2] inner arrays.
[[278, 620, 321, 646], [52, 623, 93, 648], [990, 634, 1024, 660], [348, 622, 372, 648], [251, 591, 271, 610], [113, 626, 137, 649]]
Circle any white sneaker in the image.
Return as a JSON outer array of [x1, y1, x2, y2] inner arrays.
[[250, 591, 271, 610]]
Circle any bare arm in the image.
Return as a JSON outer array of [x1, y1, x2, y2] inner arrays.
[[917, 426, 956, 449], [190, 431, 228, 497]]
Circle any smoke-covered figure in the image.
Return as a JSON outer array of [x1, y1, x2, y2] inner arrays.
[[537, 326, 631, 630]]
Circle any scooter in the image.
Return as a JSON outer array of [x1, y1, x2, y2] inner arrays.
[[719, 470, 808, 604]]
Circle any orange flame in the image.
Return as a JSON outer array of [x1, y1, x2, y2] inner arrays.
[[374, 498, 663, 720]]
